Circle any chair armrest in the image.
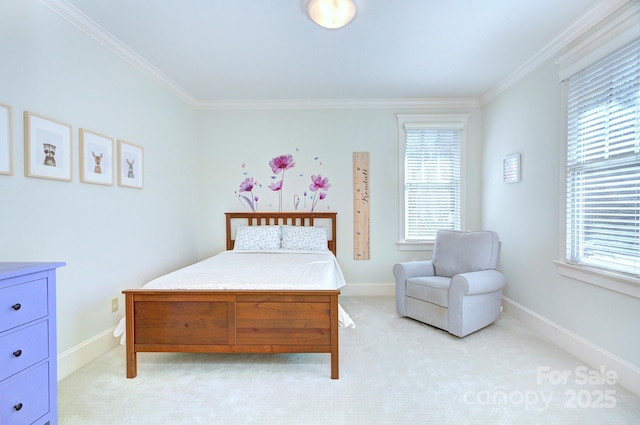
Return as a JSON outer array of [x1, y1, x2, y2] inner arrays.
[[450, 269, 506, 297], [393, 261, 435, 316], [393, 261, 435, 281]]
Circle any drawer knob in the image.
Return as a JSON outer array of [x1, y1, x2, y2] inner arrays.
[[13, 349, 22, 357], [11, 303, 22, 311], [14, 403, 23, 411]]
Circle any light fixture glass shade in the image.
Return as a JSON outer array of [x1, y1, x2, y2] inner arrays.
[[308, 0, 357, 29]]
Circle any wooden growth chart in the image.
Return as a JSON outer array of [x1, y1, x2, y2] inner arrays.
[[353, 151, 370, 260]]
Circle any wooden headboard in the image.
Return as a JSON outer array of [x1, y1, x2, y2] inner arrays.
[[225, 212, 337, 255]]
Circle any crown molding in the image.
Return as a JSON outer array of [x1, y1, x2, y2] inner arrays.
[[193, 97, 481, 110], [480, 0, 631, 105], [556, 1, 640, 81], [37, 0, 200, 108]]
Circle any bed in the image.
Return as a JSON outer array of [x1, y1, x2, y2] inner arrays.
[[122, 212, 347, 379]]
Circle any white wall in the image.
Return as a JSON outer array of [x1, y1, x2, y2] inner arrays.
[[0, 0, 199, 374], [7, 0, 635, 386], [196, 107, 483, 286], [482, 60, 640, 369], [0, 0, 484, 377]]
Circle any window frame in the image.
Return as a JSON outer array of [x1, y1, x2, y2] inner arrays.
[[396, 114, 469, 250], [555, 8, 640, 298]]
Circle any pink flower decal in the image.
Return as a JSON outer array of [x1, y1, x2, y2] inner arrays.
[[309, 174, 330, 211], [236, 177, 259, 211], [239, 177, 256, 193], [269, 154, 295, 174], [269, 154, 295, 211], [309, 174, 331, 192], [269, 180, 283, 191]]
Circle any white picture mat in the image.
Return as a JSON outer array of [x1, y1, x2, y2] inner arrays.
[[0, 104, 11, 174], [81, 129, 114, 185]]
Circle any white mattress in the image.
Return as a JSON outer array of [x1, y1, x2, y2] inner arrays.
[[114, 250, 354, 344], [144, 250, 346, 291]]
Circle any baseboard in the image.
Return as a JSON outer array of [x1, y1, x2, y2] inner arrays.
[[57, 325, 119, 381], [502, 296, 640, 397], [340, 282, 395, 297]]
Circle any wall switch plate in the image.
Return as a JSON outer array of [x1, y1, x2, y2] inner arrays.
[[111, 297, 119, 313]]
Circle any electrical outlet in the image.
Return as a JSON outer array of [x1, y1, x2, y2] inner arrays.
[[111, 297, 119, 313]]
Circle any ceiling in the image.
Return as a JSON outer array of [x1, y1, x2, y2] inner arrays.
[[61, 0, 606, 104]]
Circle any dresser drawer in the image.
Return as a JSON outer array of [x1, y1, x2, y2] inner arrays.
[[0, 320, 49, 381], [0, 362, 50, 425], [0, 278, 48, 333]]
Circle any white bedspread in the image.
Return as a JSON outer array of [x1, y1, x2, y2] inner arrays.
[[114, 250, 354, 344], [144, 250, 346, 291]]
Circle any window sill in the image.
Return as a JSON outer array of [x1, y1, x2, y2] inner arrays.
[[397, 240, 435, 251], [554, 261, 640, 299]]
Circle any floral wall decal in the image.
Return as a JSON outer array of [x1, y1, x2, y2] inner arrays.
[[268, 154, 295, 212], [234, 150, 332, 212], [236, 177, 259, 211], [309, 174, 330, 211]]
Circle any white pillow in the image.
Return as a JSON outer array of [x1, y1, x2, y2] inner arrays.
[[281, 225, 328, 251], [234, 225, 281, 250]]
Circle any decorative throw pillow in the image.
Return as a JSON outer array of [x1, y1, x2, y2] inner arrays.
[[234, 225, 281, 250], [281, 225, 328, 251]]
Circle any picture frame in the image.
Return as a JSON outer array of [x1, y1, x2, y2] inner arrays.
[[24, 111, 72, 181], [503, 153, 521, 183], [80, 129, 114, 186], [118, 140, 143, 189], [0, 103, 12, 175]]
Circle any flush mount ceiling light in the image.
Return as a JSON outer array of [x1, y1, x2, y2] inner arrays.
[[307, 0, 357, 29]]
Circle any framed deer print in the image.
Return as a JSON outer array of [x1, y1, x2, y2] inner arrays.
[[80, 129, 114, 186], [117, 140, 143, 189], [0, 103, 12, 175], [24, 111, 72, 181]]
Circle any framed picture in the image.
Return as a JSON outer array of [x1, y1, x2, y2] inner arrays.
[[0, 103, 12, 175], [80, 129, 114, 185], [503, 153, 521, 183], [24, 111, 72, 181], [118, 140, 143, 189]]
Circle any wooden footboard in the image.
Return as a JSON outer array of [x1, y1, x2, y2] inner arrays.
[[123, 289, 340, 379]]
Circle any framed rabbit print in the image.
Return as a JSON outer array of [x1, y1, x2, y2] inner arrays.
[[118, 140, 143, 189]]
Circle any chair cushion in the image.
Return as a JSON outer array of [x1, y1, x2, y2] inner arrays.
[[432, 230, 500, 278], [406, 276, 451, 308]]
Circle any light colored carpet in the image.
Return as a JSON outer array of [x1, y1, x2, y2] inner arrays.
[[59, 297, 640, 424]]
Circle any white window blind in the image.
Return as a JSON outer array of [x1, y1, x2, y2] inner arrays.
[[404, 126, 461, 240], [566, 37, 640, 277]]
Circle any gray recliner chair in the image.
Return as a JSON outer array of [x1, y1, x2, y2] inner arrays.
[[393, 230, 506, 337]]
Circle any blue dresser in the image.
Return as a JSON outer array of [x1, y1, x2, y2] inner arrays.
[[0, 262, 65, 425]]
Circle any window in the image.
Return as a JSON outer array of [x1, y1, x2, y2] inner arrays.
[[565, 37, 639, 278], [397, 114, 468, 248]]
